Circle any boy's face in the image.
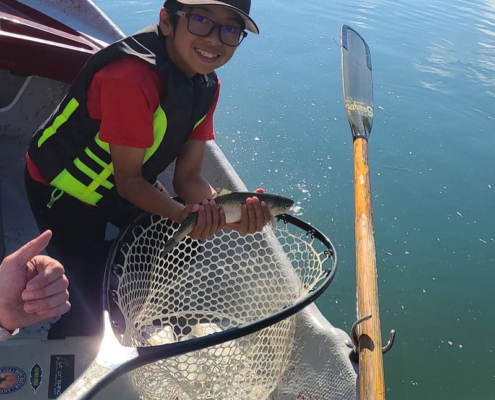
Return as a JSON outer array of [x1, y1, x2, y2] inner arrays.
[[160, 5, 241, 77]]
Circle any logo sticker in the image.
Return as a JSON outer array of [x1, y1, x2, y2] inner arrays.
[[345, 99, 374, 118], [0, 366, 27, 395], [48, 355, 74, 399], [30, 363, 43, 394]]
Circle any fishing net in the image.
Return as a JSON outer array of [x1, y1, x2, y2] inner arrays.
[[107, 213, 336, 400]]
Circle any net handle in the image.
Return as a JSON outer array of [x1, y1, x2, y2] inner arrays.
[[103, 212, 338, 376]]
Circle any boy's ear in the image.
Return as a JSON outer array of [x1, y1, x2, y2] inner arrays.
[[159, 8, 173, 37]]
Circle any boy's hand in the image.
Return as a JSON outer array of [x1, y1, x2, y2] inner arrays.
[[227, 188, 272, 235], [177, 203, 200, 223], [189, 200, 226, 240]]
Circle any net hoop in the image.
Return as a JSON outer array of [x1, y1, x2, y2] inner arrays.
[[103, 212, 338, 399]]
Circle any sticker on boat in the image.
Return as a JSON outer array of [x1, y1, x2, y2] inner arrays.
[[0, 366, 27, 395], [29, 363, 43, 394], [48, 355, 74, 399]]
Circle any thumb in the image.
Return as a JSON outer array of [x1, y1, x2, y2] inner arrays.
[[255, 188, 265, 193], [176, 204, 200, 223], [10, 230, 52, 267], [184, 203, 200, 214]]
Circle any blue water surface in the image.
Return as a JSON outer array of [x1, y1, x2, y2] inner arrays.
[[94, 0, 495, 398]]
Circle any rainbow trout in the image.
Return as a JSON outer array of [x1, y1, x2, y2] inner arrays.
[[162, 189, 294, 254]]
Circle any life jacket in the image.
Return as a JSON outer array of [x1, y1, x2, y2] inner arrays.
[[28, 24, 218, 219]]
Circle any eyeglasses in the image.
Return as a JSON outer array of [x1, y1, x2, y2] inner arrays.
[[171, 10, 247, 47]]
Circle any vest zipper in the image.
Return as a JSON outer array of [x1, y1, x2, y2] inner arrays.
[[47, 188, 64, 209]]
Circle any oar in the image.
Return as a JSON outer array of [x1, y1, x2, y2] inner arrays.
[[341, 25, 386, 399]]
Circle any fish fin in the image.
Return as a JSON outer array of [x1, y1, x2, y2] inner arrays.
[[215, 187, 233, 197]]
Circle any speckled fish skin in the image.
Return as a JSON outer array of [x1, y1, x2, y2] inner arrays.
[[162, 191, 294, 254]]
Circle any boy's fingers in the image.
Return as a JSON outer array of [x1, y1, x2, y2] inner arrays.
[[188, 203, 200, 212], [261, 201, 271, 222], [202, 200, 212, 239], [246, 198, 257, 233], [181, 204, 199, 222], [183, 203, 200, 215], [209, 201, 219, 237], [190, 205, 205, 239], [10, 231, 52, 268], [251, 197, 265, 232], [228, 203, 248, 231], [25, 257, 65, 292], [218, 208, 226, 230], [240, 203, 249, 231]]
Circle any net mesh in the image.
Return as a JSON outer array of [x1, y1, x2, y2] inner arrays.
[[109, 214, 331, 400]]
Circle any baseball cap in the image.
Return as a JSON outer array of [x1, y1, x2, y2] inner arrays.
[[165, 0, 259, 34]]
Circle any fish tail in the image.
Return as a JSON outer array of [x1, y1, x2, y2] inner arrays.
[[161, 213, 197, 256]]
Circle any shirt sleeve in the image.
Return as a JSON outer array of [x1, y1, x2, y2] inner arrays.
[[189, 79, 220, 141], [87, 57, 163, 149]]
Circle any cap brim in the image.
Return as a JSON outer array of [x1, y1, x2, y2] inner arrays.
[[177, 0, 259, 34]]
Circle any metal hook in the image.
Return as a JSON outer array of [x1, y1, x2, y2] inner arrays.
[[346, 314, 396, 359], [382, 329, 396, 354], [350, 314, 372, 350]]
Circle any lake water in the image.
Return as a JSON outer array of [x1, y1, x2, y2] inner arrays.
[[94, 0, 495, 398]]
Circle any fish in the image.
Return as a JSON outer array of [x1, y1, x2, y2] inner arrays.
[[162, 189, 294, 254]]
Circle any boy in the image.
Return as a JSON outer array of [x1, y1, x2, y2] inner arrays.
[[24, 0, 270, 338]]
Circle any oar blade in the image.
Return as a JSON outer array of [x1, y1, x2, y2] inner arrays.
[[341, 25, 374, 140]]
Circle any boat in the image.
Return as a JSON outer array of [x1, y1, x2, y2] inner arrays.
[[0, 1, 358, 398]]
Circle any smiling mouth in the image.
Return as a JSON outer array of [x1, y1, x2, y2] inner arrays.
[[195, 48, 220, 60]]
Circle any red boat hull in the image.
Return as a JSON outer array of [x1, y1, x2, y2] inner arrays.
[[0, 0, 105, 83]]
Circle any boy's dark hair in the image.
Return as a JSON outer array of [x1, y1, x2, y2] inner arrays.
[[163, 0, 183, 32]]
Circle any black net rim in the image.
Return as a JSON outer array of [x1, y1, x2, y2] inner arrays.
[[102, 212, 338, 374]]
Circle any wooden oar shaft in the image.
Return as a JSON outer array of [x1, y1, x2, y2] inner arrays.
[[353, 137, 385, 400]]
